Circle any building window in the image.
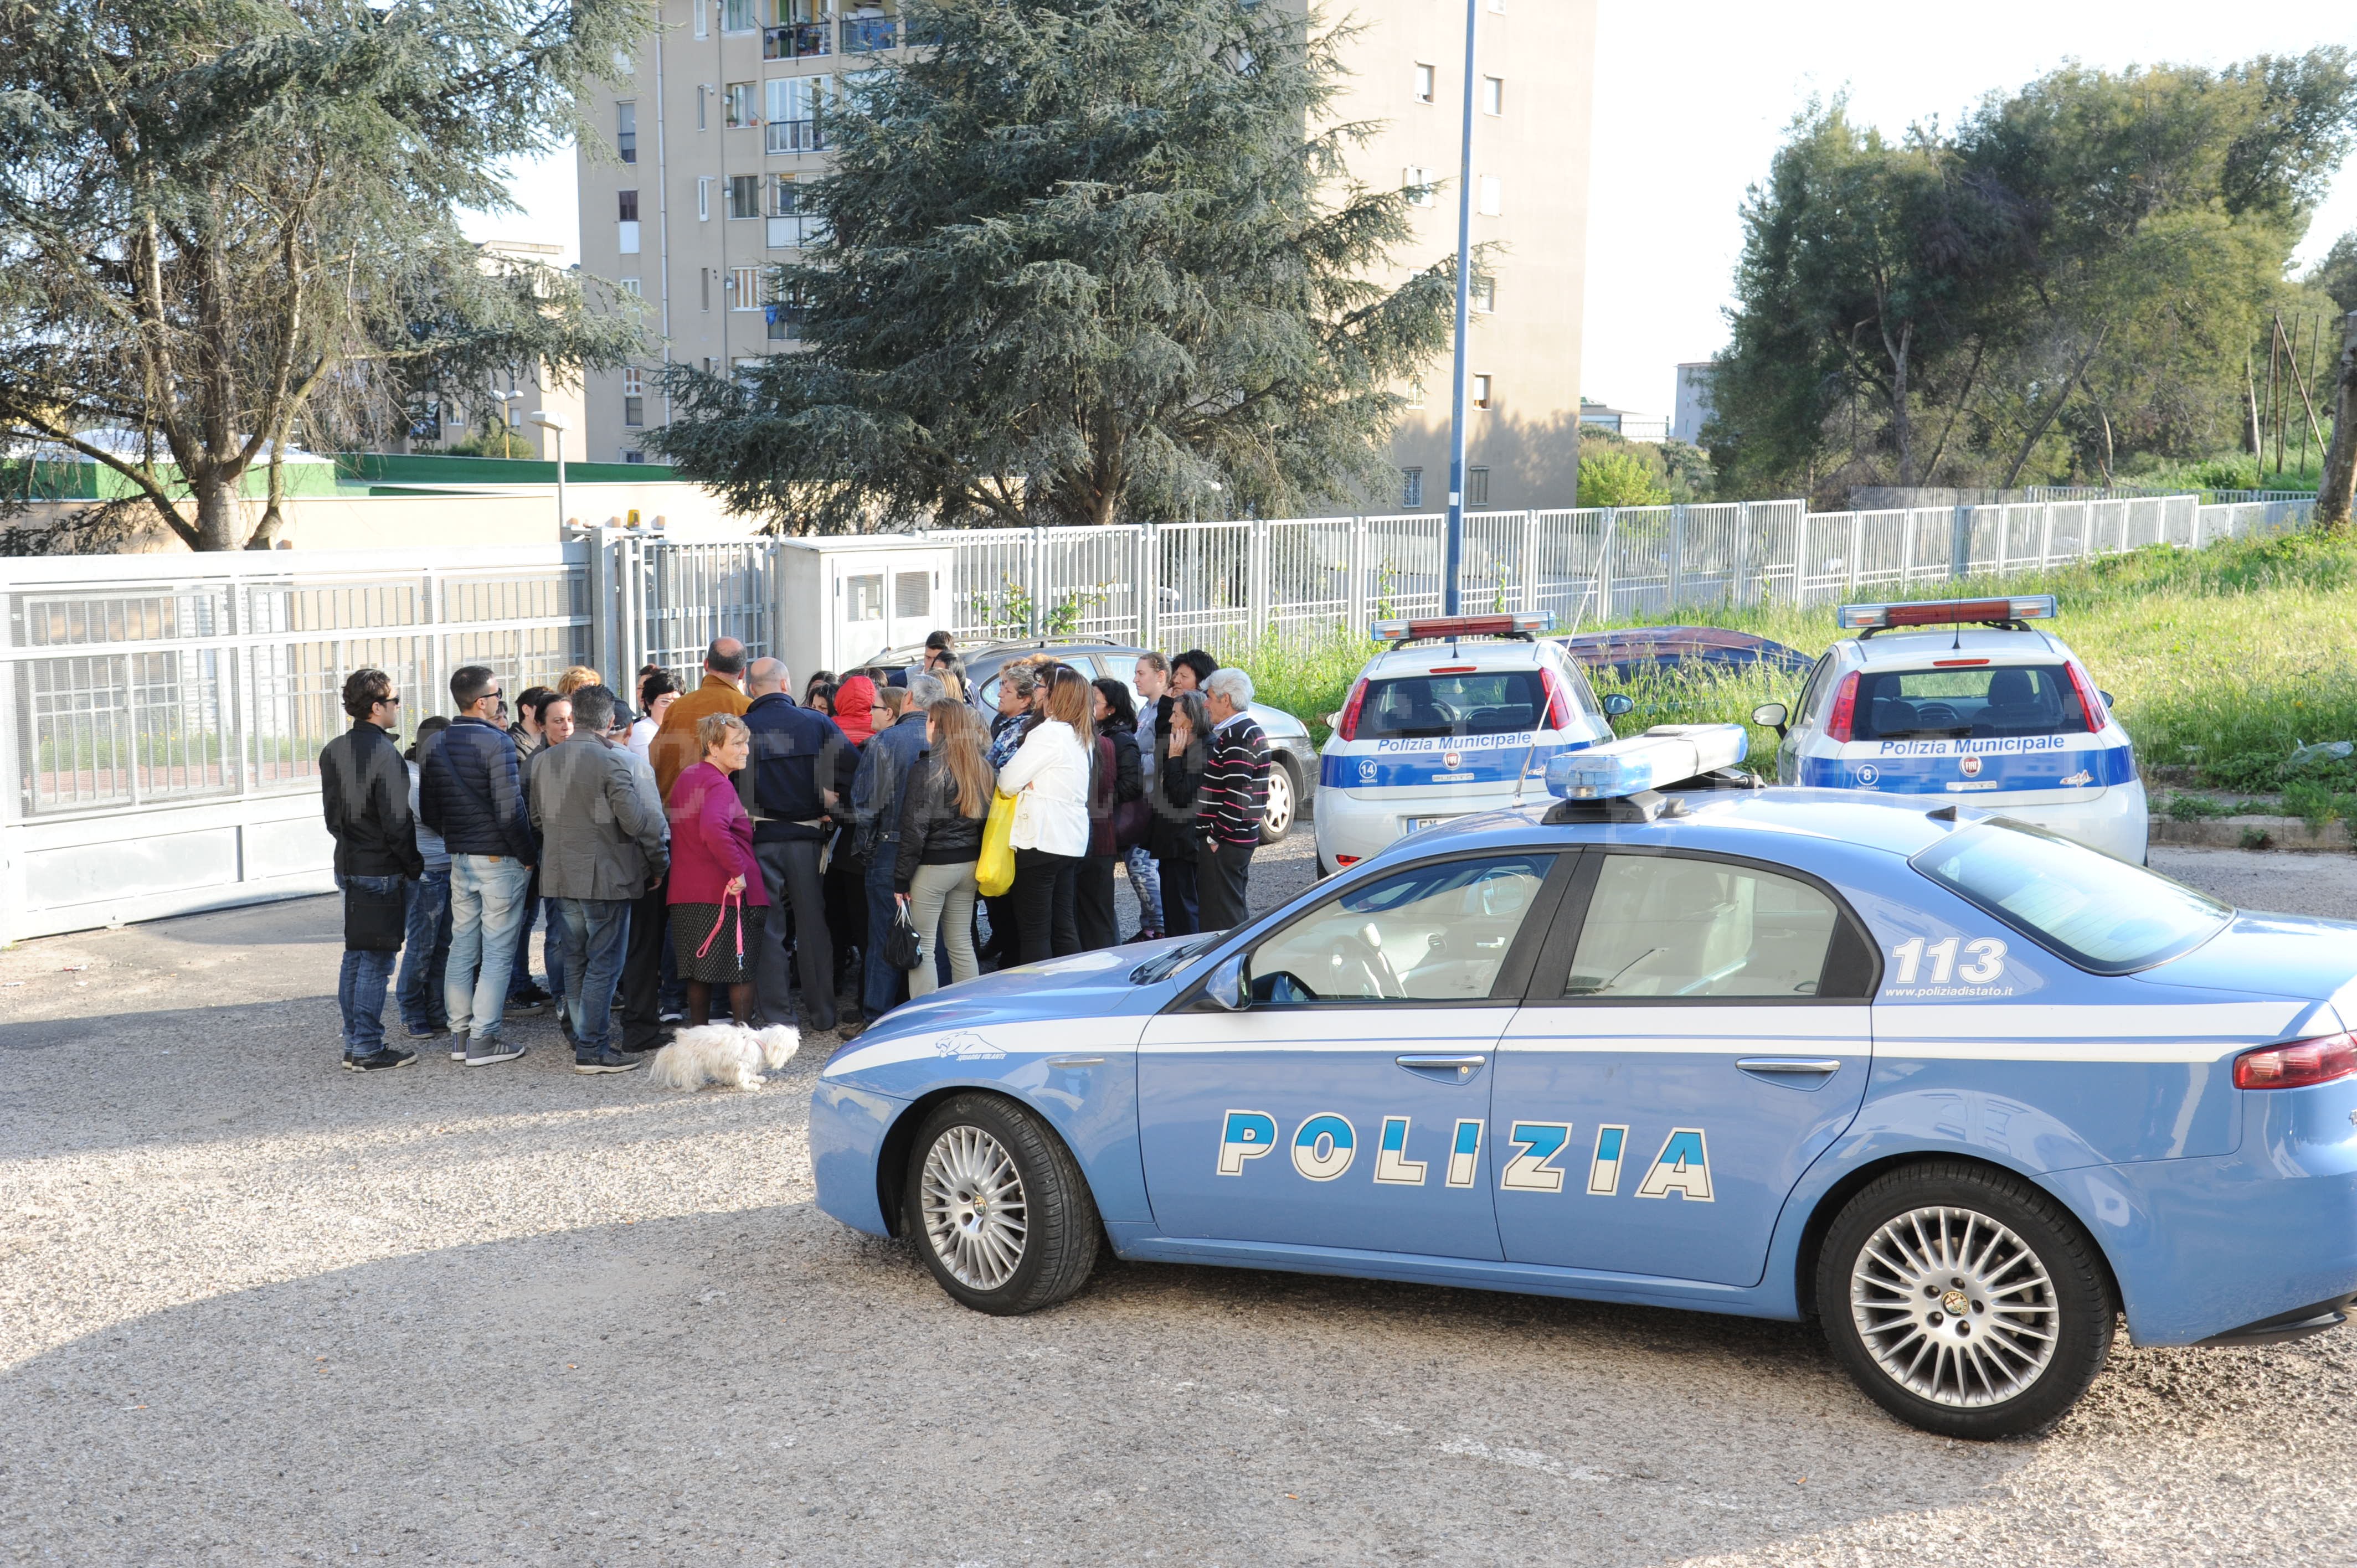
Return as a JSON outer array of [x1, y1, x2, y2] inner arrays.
[[617, 101, 637, 163], [1473, 373, 1493, 410], [1406, 380, 1425, 409], [729, 265, 765, 310], [619, 277, 642, 297], [1403, 166, 1435, 209], [766, 76, 829, 153], [725, 81, 757, 127], [722, 0, 756, 31], [697, 176, 712, 221], [1467, 467, 1490, 507], [701, 267, 711, 311], [1481, 76, 1502, 117], [728, 173, 760, 219], [617, 189, 640, 255], [623, 367, 645, 428], [694, 0, 708, 37], [1471, 276, 1496, 313], [697, 84, 709, 130], [1487, 0, 1504, 11], [1478, 176, 1501, 216], [624, 450, 647, 464], [1402, 467, 1424, 508], [1413, 63, 1435, 103], [617, 189, 639, 223]]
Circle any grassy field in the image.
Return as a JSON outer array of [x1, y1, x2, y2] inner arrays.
[[1230, 530, 2357, 793]]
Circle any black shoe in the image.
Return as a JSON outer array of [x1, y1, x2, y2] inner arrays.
[[657, 1007, 686, 1025], [506, 993, 550, 1017], [574, 1046, 643, 1074], [346, 1046, 418, 1072], [621, 1029, 674, 1054]]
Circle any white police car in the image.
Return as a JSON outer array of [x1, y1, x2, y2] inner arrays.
[[812, 721, 2357, 1438], [1314, 612, 1619, 875], [1758, 595, 2147, 861]]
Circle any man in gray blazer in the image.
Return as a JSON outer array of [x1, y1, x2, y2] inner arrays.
[[528, 684, 668, 1073]]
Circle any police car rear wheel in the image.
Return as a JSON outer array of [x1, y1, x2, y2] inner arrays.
[[1258, 760, 1297, 843], [904, 1094, 1102, 1316], [1817, 1162, 2114, 1440]]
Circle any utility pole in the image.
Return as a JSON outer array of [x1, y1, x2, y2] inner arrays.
[[1440, 0, 1477, 615]]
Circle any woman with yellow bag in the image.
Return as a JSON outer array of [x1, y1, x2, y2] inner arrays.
[[995, 667, 1094, 962]]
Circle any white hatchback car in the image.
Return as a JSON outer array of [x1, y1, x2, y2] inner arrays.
[[1758, 595, 2148, 861], [1314, 612, 1619, 874]]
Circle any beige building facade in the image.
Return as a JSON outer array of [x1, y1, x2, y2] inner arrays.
[[577, 0, 1596, 510]]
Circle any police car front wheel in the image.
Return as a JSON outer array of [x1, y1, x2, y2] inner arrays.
[[904, 1094, 1103, 1316], [1816, 1162, 2116, 1440]]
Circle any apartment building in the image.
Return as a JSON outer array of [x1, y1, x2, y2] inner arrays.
[[577, 0, 1596, 511]]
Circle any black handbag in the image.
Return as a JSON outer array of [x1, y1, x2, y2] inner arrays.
[[884, 900, 924, 970], [343, 880, 407, 952]]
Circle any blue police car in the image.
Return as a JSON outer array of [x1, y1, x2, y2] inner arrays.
[[811, 724, 2357, 1438], [1758, 594, 2147, 860], [1313, 612, 1619, 876]]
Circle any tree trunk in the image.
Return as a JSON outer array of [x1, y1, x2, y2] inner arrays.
[[193, 473, 244, 551], [2246, 353, 2264, 458], [2316, 313, 2357, 533], [2000, 332, 2108, 492], [1882, 320, 1915, 487]]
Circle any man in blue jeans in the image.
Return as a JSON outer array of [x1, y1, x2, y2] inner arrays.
[[420, 664, 538, 1066], [319, 668, 424, 1071], [527, 684, 665, 1072], [850, 672, 943, 1019], [397, 715, 454, 1038]]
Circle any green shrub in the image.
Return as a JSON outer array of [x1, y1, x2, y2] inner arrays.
[[1577, 451, 1671, 508]]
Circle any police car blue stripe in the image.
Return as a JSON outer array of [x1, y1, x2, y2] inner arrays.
[[1797, 739, 2135, 793], [1321, 735, 1596, 791]]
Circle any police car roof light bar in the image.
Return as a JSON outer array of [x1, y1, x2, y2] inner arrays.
[[1371, 611, 1552, 647], [1836, 594, 2058, 635], [1543, 723, 1748, 802]]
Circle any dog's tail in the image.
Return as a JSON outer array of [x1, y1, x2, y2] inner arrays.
[[644, 1041, 699, 1091]]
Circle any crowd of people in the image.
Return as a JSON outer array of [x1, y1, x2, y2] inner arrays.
[[316, 631, 1273, 1072]]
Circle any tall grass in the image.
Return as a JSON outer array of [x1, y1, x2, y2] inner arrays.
[[1228, 532, 2357, 791]]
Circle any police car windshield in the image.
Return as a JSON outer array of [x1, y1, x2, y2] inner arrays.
[[1359, 670, 1549, 738], [1910, 820, 2229, 974], [1854, 664, 2091, 741]]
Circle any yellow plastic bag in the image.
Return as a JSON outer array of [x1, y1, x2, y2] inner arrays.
[[976, 789, 1018, 897]]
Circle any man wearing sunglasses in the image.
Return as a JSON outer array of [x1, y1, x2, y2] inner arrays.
[[320, 668, 424, 1071], [420, 664, 539, 1066]]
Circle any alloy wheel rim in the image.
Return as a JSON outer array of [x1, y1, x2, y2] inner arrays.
[[919, 1125, 1028, 1291], [1263, 767, 1294, 834], [1849, 1204, 2060, 1407]]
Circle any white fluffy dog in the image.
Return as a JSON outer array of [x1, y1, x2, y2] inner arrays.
[[646, 1023, 801, 1092]]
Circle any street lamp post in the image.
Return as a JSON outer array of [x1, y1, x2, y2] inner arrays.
[[528, 411, 570, 533], [1441, 0, 1478, 615]]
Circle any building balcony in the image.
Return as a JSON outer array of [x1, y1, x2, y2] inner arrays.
[[840, 14, 897, 51], [765, 302, 808, 341], [763, 22, 831, 59], [767, 213, 828, 249], [766, 118, 824, 154]]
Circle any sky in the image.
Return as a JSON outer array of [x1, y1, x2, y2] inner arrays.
[[472, 2, 2357, 421]]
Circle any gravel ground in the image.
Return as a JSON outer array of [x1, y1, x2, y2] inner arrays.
[[6, 838, 2357, 1566]]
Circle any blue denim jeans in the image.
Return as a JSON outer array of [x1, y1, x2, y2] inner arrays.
[[550, 896, 632, 1054], [1124, 845, 1163, 933], [862, 849, 907, 1019], [507, 889, 567, 1009], [337, 874, 405, 1056], [398, 867, 452, 1031], [445, 854, 533, 1043]]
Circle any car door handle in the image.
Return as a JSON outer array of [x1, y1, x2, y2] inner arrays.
[[1396, 1054, 1487, 1082], [1736, 1058, 1843, 1075]]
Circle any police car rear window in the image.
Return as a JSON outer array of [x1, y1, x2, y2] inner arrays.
[[1910, 821, 2229, 974], [1852, 664, 2090, 741], [1358, 671, 1548, 738]]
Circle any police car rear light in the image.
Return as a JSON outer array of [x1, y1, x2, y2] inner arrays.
[[1933, 658, 1990, 667], [1429, 664, 1478, 674], [1371, 612, 1552, 643], [1540, 667, 1574, 730], [1333, 677, 1370, 742], [1545, 724, 1747, 800], [1836, 594, 2058, 630], [1823, 671, 1862, 742], [2234, 1033, 2357, 1090], [2063, 660, 2105, 731]]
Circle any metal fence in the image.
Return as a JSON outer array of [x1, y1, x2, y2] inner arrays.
[[920, 492, 2308, 653], [0, 489, 2318, 941]]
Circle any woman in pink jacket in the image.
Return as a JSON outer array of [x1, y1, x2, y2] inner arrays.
[[666, 713, 769, 1027]]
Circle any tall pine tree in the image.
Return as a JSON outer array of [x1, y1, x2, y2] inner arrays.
[[647, 0, 1463, 531]]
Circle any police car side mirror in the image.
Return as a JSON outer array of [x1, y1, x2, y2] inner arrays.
[[1752, 701, 1788, 738], [1202, 954, 1247, 1012], [1602, 693, 1635, 718], [2099, 691, 2114, 710]]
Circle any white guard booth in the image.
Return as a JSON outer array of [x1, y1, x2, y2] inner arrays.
[[774, 535, 955, 685]]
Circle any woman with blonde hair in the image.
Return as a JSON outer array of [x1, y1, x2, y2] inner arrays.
[[557, 666, 601, 697], [892, 699, 994, 994], [996, 665, 1093, 962], [665, 711, 768, 1026]]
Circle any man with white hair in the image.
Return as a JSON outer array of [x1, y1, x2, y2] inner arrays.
[[1194, 666, 1269, 930]]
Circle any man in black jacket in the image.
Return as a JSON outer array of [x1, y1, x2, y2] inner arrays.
[[740, 658, 841, 1033], [320, 668, 424, 1071], [419, 664, 538, 1067]]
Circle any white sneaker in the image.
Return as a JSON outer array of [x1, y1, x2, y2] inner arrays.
[[464, 1036, 527, 1066]]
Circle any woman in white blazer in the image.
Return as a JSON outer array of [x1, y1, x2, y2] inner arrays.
[[996, 666, 1094, 961]]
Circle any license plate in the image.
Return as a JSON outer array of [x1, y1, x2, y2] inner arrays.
[[1406, 816, 1457, 832]]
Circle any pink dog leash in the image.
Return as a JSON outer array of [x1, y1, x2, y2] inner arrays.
[[695, 886, 744, 963]]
